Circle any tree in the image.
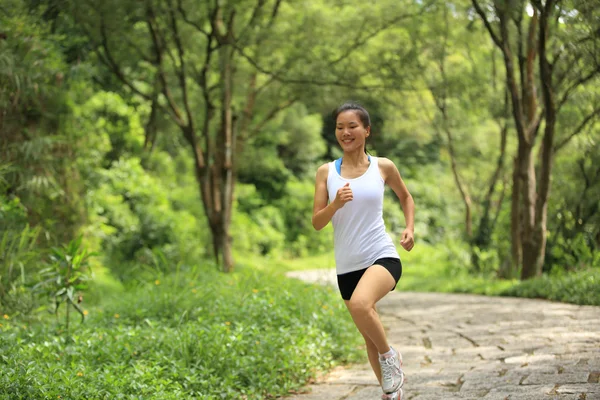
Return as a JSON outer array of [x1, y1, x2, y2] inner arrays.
[[65, 0, 433, 272], [424, 4, 512, 273], [67, 0, 305, 272], [471, 0, 600, 279], [0, 0, 86, 244], [380, 1, 512, 273]]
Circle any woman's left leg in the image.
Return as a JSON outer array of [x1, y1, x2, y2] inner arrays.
[[344, 265, 404, 395], [344, 265, 395, 354], [363, 311, 384, 385]]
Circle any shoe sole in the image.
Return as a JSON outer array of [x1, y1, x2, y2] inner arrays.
[[382, 388, 404, 400], [383, 370, 405, 394]]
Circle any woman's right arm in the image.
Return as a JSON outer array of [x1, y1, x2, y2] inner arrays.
[[312, 163, 338, 231]]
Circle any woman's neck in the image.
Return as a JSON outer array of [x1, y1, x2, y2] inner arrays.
[[342, 150, 369, 167]]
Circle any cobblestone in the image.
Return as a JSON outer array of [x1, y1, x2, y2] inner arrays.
[[286, 269, 600, 399]]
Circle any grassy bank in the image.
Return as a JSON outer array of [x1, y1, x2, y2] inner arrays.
[[268, 244, 600, 306], [0, 265, 362, 399], [3, 245, 596, 400]]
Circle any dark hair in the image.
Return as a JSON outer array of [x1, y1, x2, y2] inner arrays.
[[332, 102, 371, 154]]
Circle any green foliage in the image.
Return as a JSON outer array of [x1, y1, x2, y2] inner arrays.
[[400, 164, 465, 244], [545, 133, 600, 272], [87, 157, 209, 279], [0, 225, 42, 315], [0, 2, 599, 397], [238, 104, 327, 200], [501, 269, 600, 306], [232, 186, 286, 256], [275, 178, 333, 257], [380, 243, 599, 306], [0, 194, 27, 231], [0, 1, 68, 132], [233, 178, 334, 259], [0, 266, 362, 399], [0, 0, 86, 244], [70, 91, 143, 171], [37, 236, 93, 332], [548, 230, 600, 272]]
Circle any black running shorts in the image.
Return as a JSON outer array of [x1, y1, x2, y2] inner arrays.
[[336, 257, 402, 301]]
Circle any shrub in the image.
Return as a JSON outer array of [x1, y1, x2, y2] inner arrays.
[[87, 158, 209, 280], [0, 265, 362, 399], [0, 225, 42, 316], [501, 269, 600, 306]]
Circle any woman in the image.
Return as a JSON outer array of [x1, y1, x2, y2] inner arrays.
[[312, 102, 415, 400]]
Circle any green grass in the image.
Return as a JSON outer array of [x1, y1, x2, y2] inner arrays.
[[397, 244, 517, 295], [236, 251, 336, 272], [501, 269, 600, 306], [4, 245, 595, 400], [0, 265, 362, 399], [268, 244, 600, 306]]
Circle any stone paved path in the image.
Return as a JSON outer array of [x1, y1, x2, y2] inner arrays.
[[286, 269, 600, 400]]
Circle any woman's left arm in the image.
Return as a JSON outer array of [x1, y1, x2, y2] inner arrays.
[[380, 157, 415, 251]]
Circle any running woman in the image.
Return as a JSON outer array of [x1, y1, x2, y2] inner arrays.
[[312, 102, 415, 400]]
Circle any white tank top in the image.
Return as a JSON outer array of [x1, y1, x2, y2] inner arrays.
[[326, 156, 399, 275]]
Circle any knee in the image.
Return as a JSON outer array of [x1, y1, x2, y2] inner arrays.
[[348, 296, 374, 316]]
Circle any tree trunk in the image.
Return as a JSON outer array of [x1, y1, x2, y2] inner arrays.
[[219, 41, 235, 273], [521, 1, 558, 280], [510, 155, 522, 276], [214, 5, 236, 272], [493, 5, 541, 280], [518, 140, 539, 279]]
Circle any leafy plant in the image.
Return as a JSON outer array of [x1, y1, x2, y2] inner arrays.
[[0, 264, 362, 399], [0, 224, 41, 315], [37, 236, 94, 335]]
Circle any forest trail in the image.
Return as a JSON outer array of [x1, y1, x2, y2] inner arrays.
[[286, 269, 600, 399]]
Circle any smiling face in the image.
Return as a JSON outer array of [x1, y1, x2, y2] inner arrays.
[[335, 110, 370, 153]]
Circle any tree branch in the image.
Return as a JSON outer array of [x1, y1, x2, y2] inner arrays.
[[555, 54, 581, 88], [167, 0, 195, 131], [237, 0, 267, 41], [553, 106, 600, 153], [329, 2, 435, 67], [146, 6, 185, 127], [523, 9, 539, 126], [193, 21, 216, 136], [514, 1, 527, 103], [177, 0, 210, 38], [497, 3, 529, 144], [471, 0, 503, 48], [558, 65, 600, 109], [247, 97, 298, 138], [485, 89, 509, 207], [96, 19, 152, 101], [150, 3, 180, 76], [234, 44, 391, 90]]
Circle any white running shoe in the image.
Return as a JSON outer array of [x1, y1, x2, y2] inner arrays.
[[379, 346, 404, 394], [381, 388, 403, 399]]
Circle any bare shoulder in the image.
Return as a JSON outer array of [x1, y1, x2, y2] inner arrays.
[[377, 157, 396, 170], [377, 156, 398, 178], [315, 162, 330, 181], [378, 157, 400, 183]]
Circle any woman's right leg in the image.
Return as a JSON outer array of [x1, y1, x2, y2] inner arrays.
[[363, 308, 383, 385]]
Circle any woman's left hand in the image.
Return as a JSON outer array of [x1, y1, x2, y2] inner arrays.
[[400, 229, 414, 252]]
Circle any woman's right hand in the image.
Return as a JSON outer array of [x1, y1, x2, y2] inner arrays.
[[332, 182, 353, 210]]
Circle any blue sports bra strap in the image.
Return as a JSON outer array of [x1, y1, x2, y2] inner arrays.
[[335, 155, 371, 175], [335, 157, 343, 175]]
